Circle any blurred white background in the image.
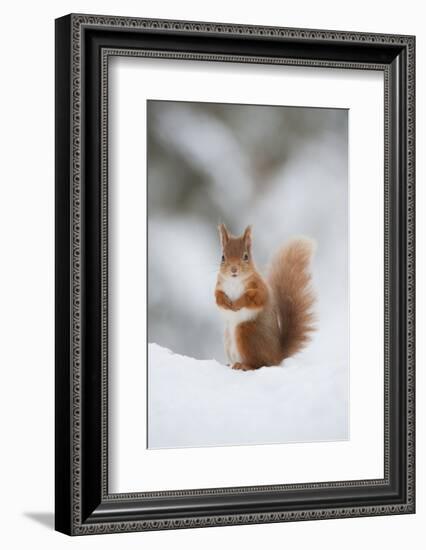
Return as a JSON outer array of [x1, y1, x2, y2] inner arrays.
[[148, 100, 348, 363]]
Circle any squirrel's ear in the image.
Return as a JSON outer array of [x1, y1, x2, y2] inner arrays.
[[243, 225, 252, 251], [218, 223, 230, 248]]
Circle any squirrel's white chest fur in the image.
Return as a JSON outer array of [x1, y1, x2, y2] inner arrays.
[[219, 277, 258, 364], [221, 277, 244, 302]]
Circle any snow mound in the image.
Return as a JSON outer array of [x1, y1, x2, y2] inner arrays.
[[148, 343, 348, 449]]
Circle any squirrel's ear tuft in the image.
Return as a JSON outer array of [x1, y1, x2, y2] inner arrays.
[[218, 223, 230, 248], [243, 225, 252, 251]]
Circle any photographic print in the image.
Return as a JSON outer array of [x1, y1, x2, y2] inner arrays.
[[56, 15, 415, 534], [147, 100, 349, 449]]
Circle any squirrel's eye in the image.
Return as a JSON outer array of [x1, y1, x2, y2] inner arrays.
[[221, 255, 225, 263], [243, 252, 249, 261]]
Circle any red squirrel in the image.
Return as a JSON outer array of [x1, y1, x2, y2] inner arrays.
[[215, 224, 316, 371]]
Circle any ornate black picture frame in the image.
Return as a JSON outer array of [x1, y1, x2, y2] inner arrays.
[[55, 13, 415, 535]]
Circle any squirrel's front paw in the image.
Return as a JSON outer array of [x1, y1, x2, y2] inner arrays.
[[216, 290, 233, 310], [245, 289, 262, 307]]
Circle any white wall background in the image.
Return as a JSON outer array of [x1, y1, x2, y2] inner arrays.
[[0, 0, 423, 548]]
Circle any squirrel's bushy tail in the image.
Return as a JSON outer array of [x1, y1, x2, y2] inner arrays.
[[268, 237, 316, 360]]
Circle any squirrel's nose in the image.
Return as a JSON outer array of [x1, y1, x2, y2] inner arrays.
[[231, 266, 238, 274]]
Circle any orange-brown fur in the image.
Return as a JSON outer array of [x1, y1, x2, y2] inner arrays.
[[215, 224, 316, 370], [268, 239, 316, 359]]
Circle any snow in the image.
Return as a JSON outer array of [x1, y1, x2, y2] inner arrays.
[[148, 343, 348, 449]]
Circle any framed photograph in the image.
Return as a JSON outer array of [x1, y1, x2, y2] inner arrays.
[[55, 14, 415, 535]]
